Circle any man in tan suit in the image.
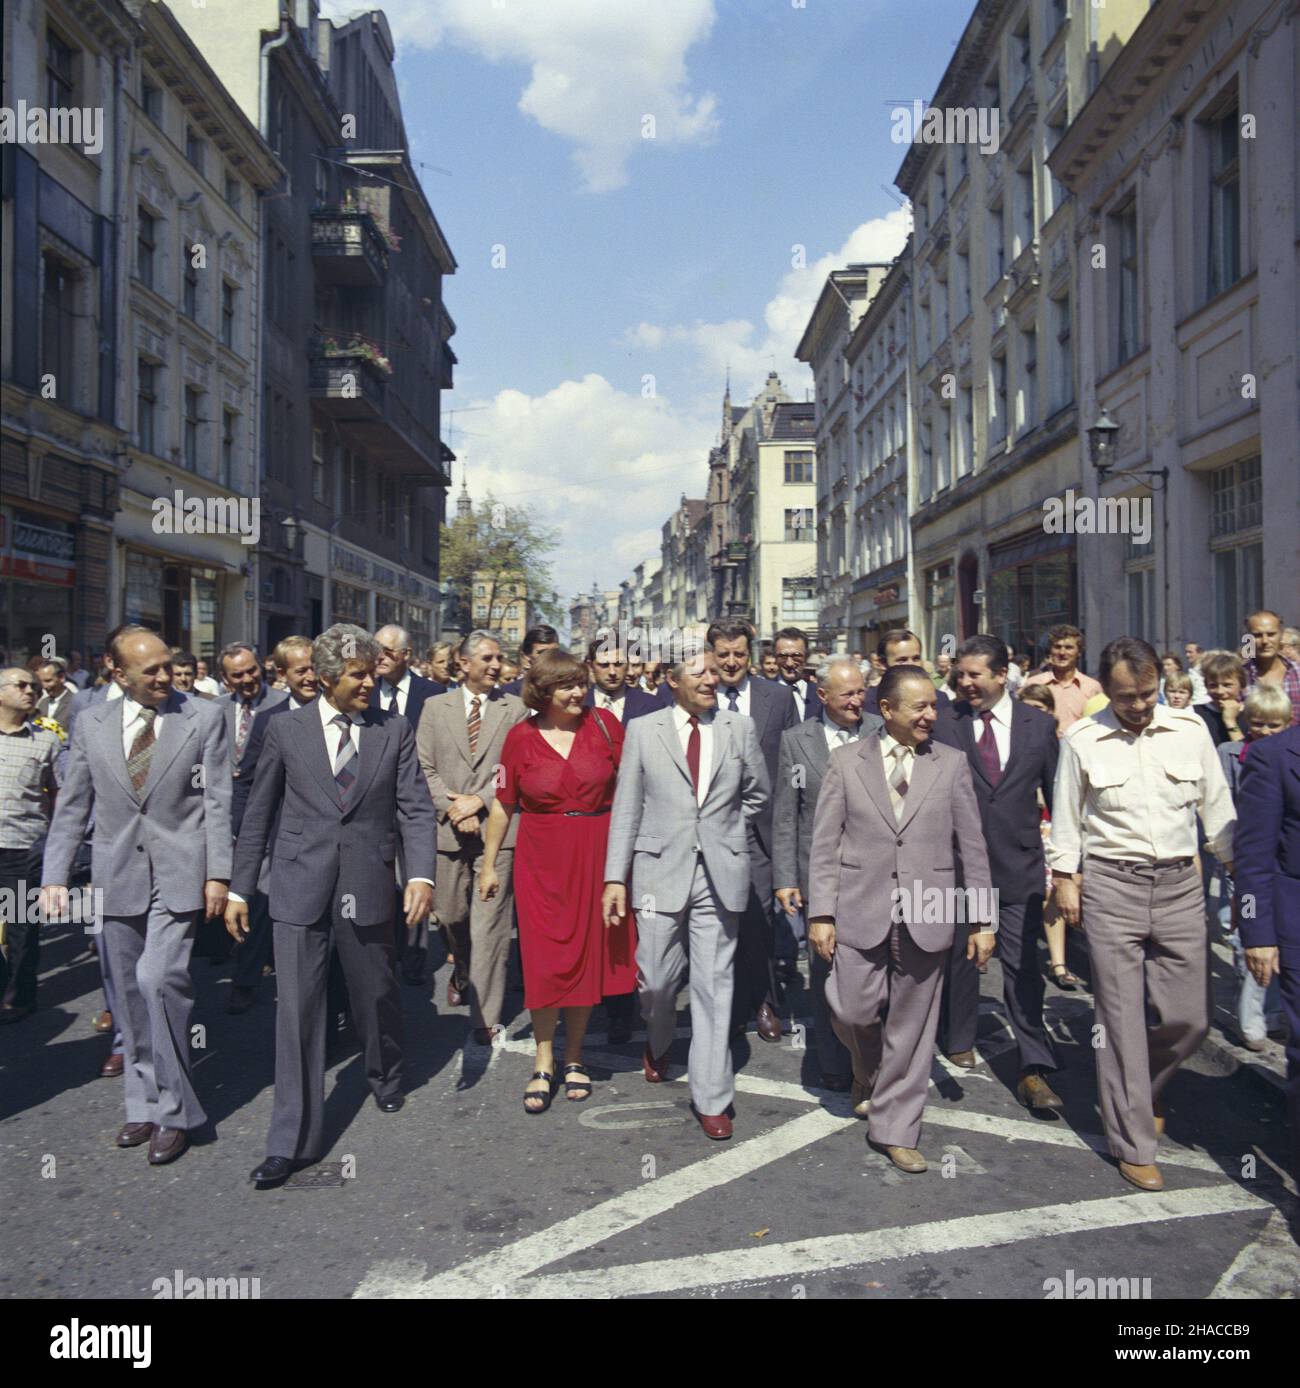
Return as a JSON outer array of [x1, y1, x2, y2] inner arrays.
[[808, 665, 994, 1173], [416, 631, 527, 1044]]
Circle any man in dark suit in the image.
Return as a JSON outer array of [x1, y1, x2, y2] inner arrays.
[[931, 635, 1064, 1112], [370, 623, 445, 724], [216, 642, 287, 1014], [774, 655, 883, 1092], [499, 624, 559, 698], [1234, 722, 1300, 1178], [35, 657, 75, 730], [773, 627, 822, 722], [865, 629, 953, 720], [227, 624, 436, 1189], [709, 618, 797, 1041], [583, 636, 662, 723]]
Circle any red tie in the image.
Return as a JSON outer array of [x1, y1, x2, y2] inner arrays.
[[686, 714, 701, 797], [978, 710, 1002, 786]]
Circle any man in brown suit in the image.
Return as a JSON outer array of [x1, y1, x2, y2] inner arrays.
[[415, 631, 527, 1044], [808, 665, 994, 1173]]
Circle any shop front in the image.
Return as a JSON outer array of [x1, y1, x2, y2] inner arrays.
[[121, 546, 223, 660], [986, 531, 1077, 664], [851, 567, 908, 656], [0, 508, 76, 666]]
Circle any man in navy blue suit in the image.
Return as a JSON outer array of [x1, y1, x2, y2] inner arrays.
[[1234, 721, 1300, 1177], [773, 627, 822, 722], [500, 625, 559, 698], [583, 636, 662, 723], [931, 635, 1063, 1112], [865, 629, 953, 721], [370, 624, 445, 725]]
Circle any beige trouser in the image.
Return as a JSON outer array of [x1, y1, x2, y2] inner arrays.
[[1082, 857, 1208, 1165], [434, 846, 515, 1031]]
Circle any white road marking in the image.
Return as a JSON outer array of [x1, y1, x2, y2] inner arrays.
[[1208, 1211, 1300, 1298], [352, 1106, 853, 1298], [514, 1184, 1271, 1299]]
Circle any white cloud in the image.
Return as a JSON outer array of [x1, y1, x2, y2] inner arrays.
[[452, 374, 709, 599], [323, 0, 719, 192], [626, 207, 912, 395]]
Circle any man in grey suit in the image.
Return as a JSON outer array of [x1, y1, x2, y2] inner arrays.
[[774, 655, 883, 1094], [603, 647, 770, 1140], [416, 631, 527, 1044], [227, 625, 436, 1189], [708, 618, 796, 1042], [808, 665, 994, 1173], [215, 643, 287, 1014], [41, 629, 232, 1165]]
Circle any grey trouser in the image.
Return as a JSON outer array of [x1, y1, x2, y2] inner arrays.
[[434, 846, 515, 1031]]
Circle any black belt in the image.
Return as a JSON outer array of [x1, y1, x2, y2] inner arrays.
[[520, 808, 610, 817], [1089, 856, 1193, 871]]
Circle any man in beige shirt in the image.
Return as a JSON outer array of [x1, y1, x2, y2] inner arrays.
[[1024, 624, 1102, 733], [1050, 637, 1234, 1193]]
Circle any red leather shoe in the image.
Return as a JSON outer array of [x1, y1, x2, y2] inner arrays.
[[642, 1043, 669, 1083], [100, 1052, 125, 1078], [694, 1109, 732, 1140]]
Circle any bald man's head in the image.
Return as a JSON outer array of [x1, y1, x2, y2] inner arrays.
[[113, 631, 174, 707]]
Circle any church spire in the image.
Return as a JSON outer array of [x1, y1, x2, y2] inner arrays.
[[456, 464, 472, 518]]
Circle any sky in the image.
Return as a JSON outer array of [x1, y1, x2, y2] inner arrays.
[[321, 0, 973, 603]]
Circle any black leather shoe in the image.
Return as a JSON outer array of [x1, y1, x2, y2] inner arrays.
[[376, 1093, 404, 1113], [755, 1002, 783, 1043], [250, 1156, 308, 1188], [820, 1074, 852, 1092]]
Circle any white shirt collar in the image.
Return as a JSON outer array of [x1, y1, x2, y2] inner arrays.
[[672, 702, 714, 729], [320, 696, 363, 729], [386, 671, 411, 697], [123, 694, 146, 724], [982, 690, 1014, 727], [462, 683, 490, 713], [106, 682, 123, 701]]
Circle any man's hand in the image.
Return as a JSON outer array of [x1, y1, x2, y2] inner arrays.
[[808, 917, 836, 964], [456, 818, 482, 838], [448, 794, 485, 827], [602, 882, 627, 928], [1052, 875, 1082, 929], [225, 897, 249, 942], [39, 885, 70, 921], [478, 865, 500, 902], [1245, 946, 1279, 989], [204, 880, 228, 920], [775, 887, 803, 917], [967, 930, 996, 967], [403, 879, 434, 927]]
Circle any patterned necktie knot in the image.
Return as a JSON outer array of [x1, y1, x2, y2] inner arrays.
[[128, 706, 158, 793], [726, 686, 739, 711], [331, 713, 357, 801]]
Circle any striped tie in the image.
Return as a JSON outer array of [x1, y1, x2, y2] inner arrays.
[[888, 745, 910, 822], [234, 701, 253, 762], [467, 695, 481, 757], [331, 713, 356, 803], [128, 708, 157, 794]]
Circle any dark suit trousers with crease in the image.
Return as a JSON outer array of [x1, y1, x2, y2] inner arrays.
[[268, 897, 404, 1160]]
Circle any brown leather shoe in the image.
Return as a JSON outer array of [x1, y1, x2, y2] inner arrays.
[[850, 1079, 872, 1118], [694, 1108, 732, 1140], [116, 1122, 155, 1148], [755, 1002, 782, 1043], [946, 1050, 977, 1069], [870, 1140, 927, 1173], [93, 1009, 114, 1033], [1017, 1071, 1064, 1113], [1153, 1100, 1166, 1138], [642, 1042, 669, 1083], [1119, 1161, 1163, 1191], [100, 1052, 125, 1078], [147, 1127, 188, 1165], [447, 976, 467, 1007]]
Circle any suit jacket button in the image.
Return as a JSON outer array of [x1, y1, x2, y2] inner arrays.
[[136, 845, 144, 852], [896, 838, 903, 847]]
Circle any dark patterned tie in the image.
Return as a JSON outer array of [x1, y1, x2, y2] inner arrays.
[[978, 711, 1003, 785], [726, 686, 739, 712], [467, 695, 481, 757], [128, 707, 157, 794], [686, 714, 700, 797], [234, 700, 253, 762], [331, 713, 356, 803], [888, 745, 910, 821]]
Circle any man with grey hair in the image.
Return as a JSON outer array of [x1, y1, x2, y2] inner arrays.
[[228, 623, 437, 1188], [415, 630, 526, 1043]]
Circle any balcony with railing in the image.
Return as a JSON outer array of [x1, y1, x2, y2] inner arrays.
[[310, 206, 390, 286]]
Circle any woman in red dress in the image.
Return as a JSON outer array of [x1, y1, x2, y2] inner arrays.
[[478, 649, 636, 1112]]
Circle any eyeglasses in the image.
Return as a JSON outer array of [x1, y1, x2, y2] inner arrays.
[[1, 679, 37, 690]]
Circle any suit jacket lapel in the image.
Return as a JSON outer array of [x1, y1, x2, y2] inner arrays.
[[473, 694, 505, 769], [855, 736, 898, 831], [139, 694, 191, 802], [896, 742, 940, 832], [1001, 701, 1030, 783], [101, 698, 138, 802], [799, 720, 829, 787], [702, 715, 733, 806], [958, 706, 993, 789], [655, 713, 694, 792], [302, 705, 345, 806], [346, 711, 384, 810]]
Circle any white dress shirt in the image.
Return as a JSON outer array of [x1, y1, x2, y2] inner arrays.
[[974, 690, 1013, 771], [786, 678, 811, 717], [823, 719, 860, 754], [378, 671, 411, 716], [719, 676, 751, 717], [1047, 703, 1235, 873], [672, 703, 715, 806], [121, 694, 164, 759], [461, 683, 490, 718], [594, 686, 626, 716], [878, 729, 915, 779]]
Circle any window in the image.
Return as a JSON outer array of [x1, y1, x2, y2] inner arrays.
[[781, 578, 819, 627], [41, 254, 77, 403], [402, 495, 413, 552], [784, 507, 814, 541], [47, 29, 75, 111], [983, 66, 1001, 117], [222, 409, 236, 488], [138, 360, 157, 454], [185, 125, 205, 174], [1046, 0, 1068, 41], [925, 561, 956, 664], [141, 75, 162, 124], [935, 405, 951, 492], [956, 247, 971, 319], [312, 427, 326, 502], [954, 139, 968, 186], [1210, 457, 1262, 646], [183, 245, 199, 320], [1125, 532, 1156, 645], [783, 450, 814, 483], [1051, 292, 1073, 411], [184, 386, 203, 471], [1206, 100, 1241, 299], [1044, 107, 1068, 217], [224, 173, 240, 216], [957, 386, 974, 479], [1011, 16, 1031, 97], [137, 207, 157, 290], [221, 281, 236, 349], [918, 413, 934, 500], [1113, 197, 1139, 365], [1015, 164, 1034, 254], [1018, 325, 1037, 432], [988, 201, 1005, 285], [989, 353, 1008, 445]]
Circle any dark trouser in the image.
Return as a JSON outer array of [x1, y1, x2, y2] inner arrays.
[[809, 942, 852, 1083], [731, 868, 778, 1027], [604, 991, 637, 1029], [231, 890, 273, 989], [267, 900, 404, 1161], [1277, 936, 1300, 1180], [0, 846, 42, 1011], [940, 897, 1059, 1074], [395, 884, 429, 980]]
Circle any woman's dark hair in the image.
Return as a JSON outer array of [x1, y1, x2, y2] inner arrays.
[[1098, 636, 1161, 688], [521, 647, 588, 713]]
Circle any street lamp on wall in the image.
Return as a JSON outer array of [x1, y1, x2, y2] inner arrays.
[[1088, 408, 1120, 478], [281, 513, 300, 551]]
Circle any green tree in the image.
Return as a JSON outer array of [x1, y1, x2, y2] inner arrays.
[[440, 492, 560, 638]]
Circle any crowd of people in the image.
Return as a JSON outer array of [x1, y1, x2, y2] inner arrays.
[[0, 604, 1296, 1194]]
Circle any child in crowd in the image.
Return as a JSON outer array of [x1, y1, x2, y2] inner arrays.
[[1162, 669, 1194, 709], [1196, 649, 1246, 745]]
